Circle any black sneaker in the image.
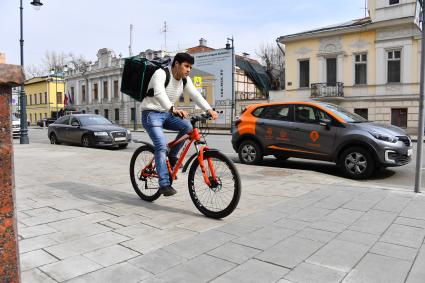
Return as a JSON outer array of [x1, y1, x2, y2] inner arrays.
[[159, 185, 177, 196]]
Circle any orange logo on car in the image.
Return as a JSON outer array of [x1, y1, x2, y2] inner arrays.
[[265, 127, 273, 139], [310, 130, 320, 143]]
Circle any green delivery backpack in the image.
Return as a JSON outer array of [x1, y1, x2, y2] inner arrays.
[[120, 56, 186, 102]]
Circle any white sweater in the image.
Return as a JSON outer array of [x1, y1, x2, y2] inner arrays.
[[140, 68, 211, 112]]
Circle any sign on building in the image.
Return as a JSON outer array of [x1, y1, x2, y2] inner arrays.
[[193, 48, 233, 125]]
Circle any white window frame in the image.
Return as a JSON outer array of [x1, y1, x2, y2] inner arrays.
[[298, 59, 310, 89], [354, 52, 368, 85], [386, 49, 402, 84]]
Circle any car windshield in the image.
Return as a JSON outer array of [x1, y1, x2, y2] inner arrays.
[[318, 103, 368, 123], [79, 116, 112, 126]]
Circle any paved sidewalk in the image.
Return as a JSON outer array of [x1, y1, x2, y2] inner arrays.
[[13, 143, 425, 282]]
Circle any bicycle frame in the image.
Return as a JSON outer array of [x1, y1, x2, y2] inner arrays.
[[141, 126, 219, 187]]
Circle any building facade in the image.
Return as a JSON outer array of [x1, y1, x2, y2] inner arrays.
[[65, 48, 137, 126], [24, 76, 65, 125], [278, 0, 421, 133]]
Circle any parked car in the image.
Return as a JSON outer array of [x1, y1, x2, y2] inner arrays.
[[37, 118, 56, 127], [11, 115, 20, 138], [48, 114, 131, 149], [232, 101, 412, 179]]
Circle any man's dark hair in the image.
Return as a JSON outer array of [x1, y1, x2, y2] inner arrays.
[[172, 52, 195, 67]]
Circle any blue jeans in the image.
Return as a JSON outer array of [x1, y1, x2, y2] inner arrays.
[[141, 111, 193, 188]]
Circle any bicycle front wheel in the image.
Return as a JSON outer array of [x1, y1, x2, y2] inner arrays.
[[188, 151, 241, 219], [130, 145, 161, 202]]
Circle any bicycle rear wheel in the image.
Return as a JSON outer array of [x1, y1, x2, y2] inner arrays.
[[130, 145, 161, 202], [188, 151, 241, 219]]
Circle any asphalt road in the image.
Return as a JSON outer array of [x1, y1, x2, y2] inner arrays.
[[20, 127, 423, 191]]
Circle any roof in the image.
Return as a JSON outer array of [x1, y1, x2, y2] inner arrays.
[[278, 17, 372, 42], [186, 45, 216, 54], [0, 64, 25, 86], [236, 56, 271, 94]]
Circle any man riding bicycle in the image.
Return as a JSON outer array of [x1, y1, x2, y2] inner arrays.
[[141, 52, 218, 197]]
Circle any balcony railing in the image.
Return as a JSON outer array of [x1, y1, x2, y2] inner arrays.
[[311, 82, 344, 98]]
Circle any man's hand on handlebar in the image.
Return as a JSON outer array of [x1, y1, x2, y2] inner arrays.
[[207, 109, 218, 120]]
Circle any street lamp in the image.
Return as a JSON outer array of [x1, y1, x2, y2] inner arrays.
[[226, 36, 235, 133], [50, 65, 67, 118], [19, 0, 43, 144], [414, 0, 425, 193]]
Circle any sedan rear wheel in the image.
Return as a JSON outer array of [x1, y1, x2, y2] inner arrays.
[[81, 135, 91, 148], [49, 133, 60, 145]]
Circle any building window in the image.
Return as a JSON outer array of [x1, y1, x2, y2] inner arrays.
[[389, 0, 399, 5], [95, 109, 99, 115], [387, 50, 401, 83], [326, 58, 337, 85], [115, 108, 119, 121], [82, 85, 86, 102], [299, 60, 310, 88], [94, 83, 98, 100], [34, 94, 37, 104], [44, 113, 47, 118], [391, 108, 407, 128], [29, 94, 32, 105], [104, 109, 109, 119], [114, 80, 119, 98], [103, 81, 108, 100], [30, 113, 32, 122], [56, 92, 62, 104], [354, 54, 367, 85], [131, 107, 135, 121], [354, 108, 368, 120], [45, 92, 48, 105], [39, 93, 43, 104], [70, 87, 75, 103]]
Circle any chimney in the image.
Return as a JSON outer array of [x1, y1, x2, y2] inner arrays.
[[0, 53, 5, 64], [199, 38, 207, 47]]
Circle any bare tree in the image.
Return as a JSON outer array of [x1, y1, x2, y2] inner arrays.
[[256, 43, 285, 90], [24, 64, 45, 79], [42, 50, 68, 72], [67, 53, 90, 72]]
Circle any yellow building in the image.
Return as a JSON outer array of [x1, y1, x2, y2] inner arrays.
[[25, 76, 65, 125], [278, 0, 421, 133]]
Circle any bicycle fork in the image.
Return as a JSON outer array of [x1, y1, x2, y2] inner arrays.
[[198, 146, 219, 188]]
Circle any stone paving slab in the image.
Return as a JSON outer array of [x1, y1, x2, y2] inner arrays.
[[13, 142, 425, 282]]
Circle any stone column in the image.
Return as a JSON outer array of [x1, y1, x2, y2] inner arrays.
[[0, 63, 25, 283]]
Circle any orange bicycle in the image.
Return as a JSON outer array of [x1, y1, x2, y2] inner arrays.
[[130, 113, 241, 219]]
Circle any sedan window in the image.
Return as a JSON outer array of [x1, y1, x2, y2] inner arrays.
[[55, 116, 70, 125], [79, 115, 112, 126], [70, 117, 80, 126]]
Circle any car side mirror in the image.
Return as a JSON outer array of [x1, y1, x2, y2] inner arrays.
[[319, 118, 331, 129]]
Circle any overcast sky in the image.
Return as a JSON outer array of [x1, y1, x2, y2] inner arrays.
[[1, 0, 366, 69]]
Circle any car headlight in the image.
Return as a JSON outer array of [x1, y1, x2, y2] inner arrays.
[[94, 131, 109, 136], [369, 130, 398, 143], [126, 129, 131, 135]]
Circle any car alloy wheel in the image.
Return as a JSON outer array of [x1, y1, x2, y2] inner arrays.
[[50, 133, 57, 144], [82, 135, 90, 147], [241, 144, 257, 163], [344, 152, 367, 175]]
